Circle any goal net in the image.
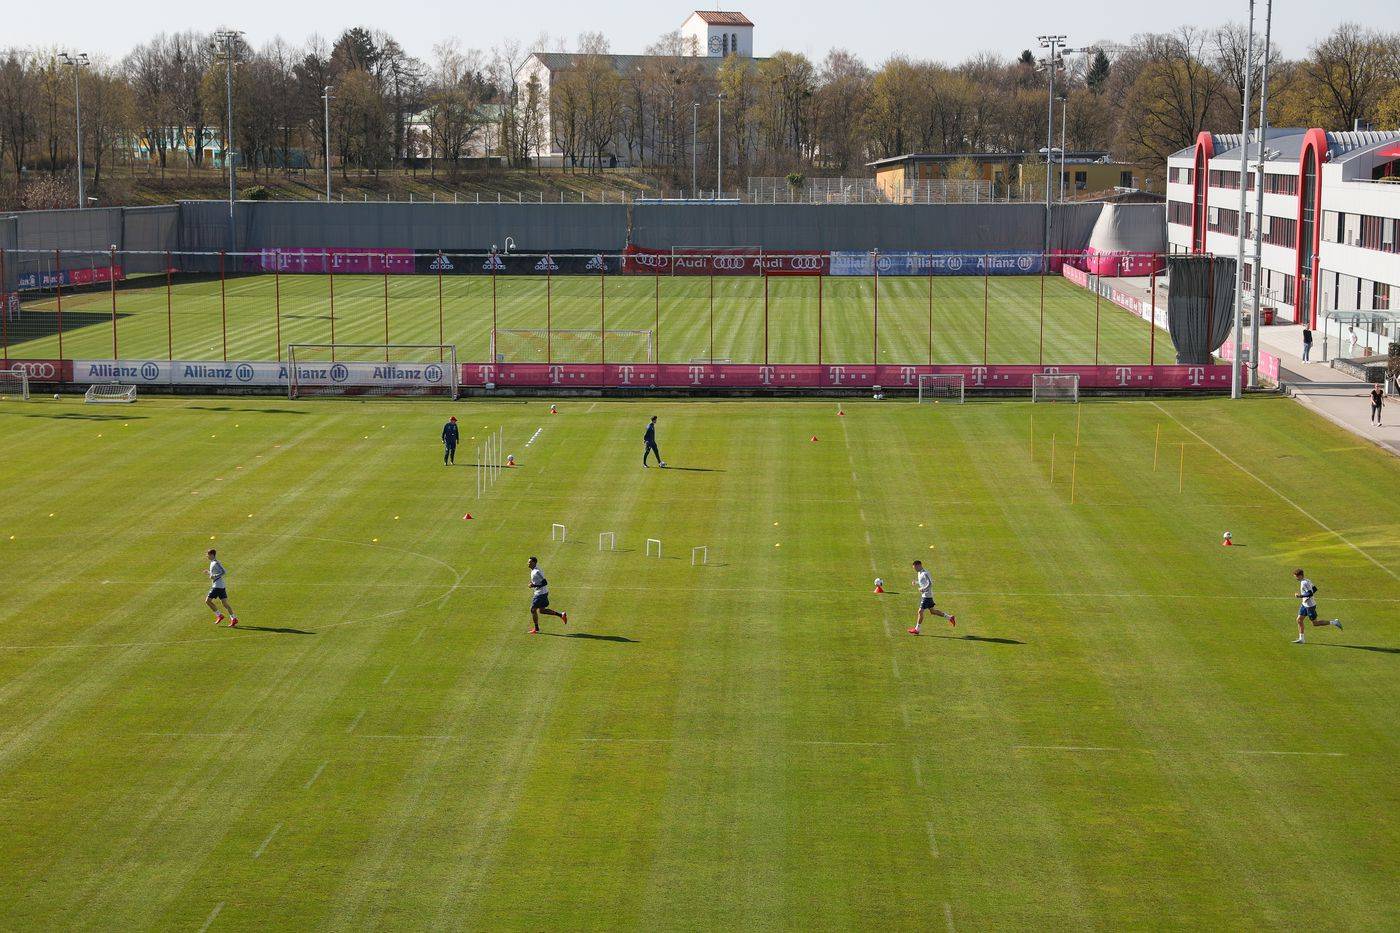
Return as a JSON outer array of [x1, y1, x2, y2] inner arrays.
[[85, 383, 136, 404], [917, 374, 963, 403], [491, 329, 654, 363], [1031, 373, 1080, 403], [287, 344, 459, 399], [0, 369, 29, 400]]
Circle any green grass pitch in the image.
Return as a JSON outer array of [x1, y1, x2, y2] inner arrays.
[[0, 394, 1396, 929], [7, 272, 1168, 365]]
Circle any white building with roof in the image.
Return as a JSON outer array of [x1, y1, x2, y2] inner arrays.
[[1166, 128, 1400, 334], [515, 10, 757, 168]]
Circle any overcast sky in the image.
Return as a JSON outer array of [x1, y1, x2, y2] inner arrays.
[[3, 0, 1381, 65]]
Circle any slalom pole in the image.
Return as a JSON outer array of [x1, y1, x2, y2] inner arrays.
[[166, 250, 174, 361], [218, 249, 226, 362], [1178, 443, 1186, 492], [274, 251, 282, 362], [110, 245, 119, 359], [1070, 448, 1079, 504], [1154, 423, 1161, 470]]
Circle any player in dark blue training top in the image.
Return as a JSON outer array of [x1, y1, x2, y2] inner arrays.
[[441, 416, 459, 465], [643, 415, 666, 468]]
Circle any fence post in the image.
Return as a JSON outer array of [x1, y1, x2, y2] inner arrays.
[[708, 271, 714, 363], [166, 250, 174, 361], [54, 250, 63, 359], [983, 253, 989, 365], [218, 249, 227, 362], [327, 249, 336, 360], [1149, 266, 1157, 365], [383, 251, 390, 360], [110, 246, 119, 359], [654, 264, 660, 364], [437, 251, 444, 360], [872, 250, 879, 366], [763, 269, 769, 366], [273, 251, 281, 362]]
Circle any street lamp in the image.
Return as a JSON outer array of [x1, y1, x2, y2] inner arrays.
[[692, 102, 699, 197], [58, 52, 89, 210], [212, 30, 244, 250], [1057, 95, 1068, 202], [1037, 35, 1066, 253], [323, 85, 334, 201], [715, 93, 725, 200]]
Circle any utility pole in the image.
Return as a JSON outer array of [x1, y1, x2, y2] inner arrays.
[[716, 93, 724, 200], [1037, 36, 1066, 254], [1249, 0, 1274, 389], [323, 85, 334, 201], [1058, 95, 1068, 202], [213, 30, 243, 251], [692, 102, 699, 196], [1231, 0, 1256, 400], [59, 52, 89, 209]]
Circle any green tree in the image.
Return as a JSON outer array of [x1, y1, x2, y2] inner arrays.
[[1087, 50, 1110, 93]]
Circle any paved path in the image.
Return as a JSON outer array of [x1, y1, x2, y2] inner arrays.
[[1106, 275, 1399, 457]]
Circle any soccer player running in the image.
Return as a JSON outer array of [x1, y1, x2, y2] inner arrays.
[[1292, 568, 1341, 643], [442, 415, 460, 465], [527, 556, 568, 634], [642, 415, 666, 468], [204, 548, 239, 627], [908, 559, 955, 635]]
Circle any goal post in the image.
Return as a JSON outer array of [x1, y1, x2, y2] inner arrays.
[[0, 369, 30, 401], [287, 344, 458, 399], [917, 374, 964, 403], [1031, 373, 1080, 403], [491, 329, 653, 363], [84, 384, 136, 404]]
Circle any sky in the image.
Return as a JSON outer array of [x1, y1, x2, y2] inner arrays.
[[3, 0, 1386, 66]]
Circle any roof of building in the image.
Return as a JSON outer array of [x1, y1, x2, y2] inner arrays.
[[689, 10, 754, 25], [867, 151, 1113, 169], [1173, 128, 1400, 166]]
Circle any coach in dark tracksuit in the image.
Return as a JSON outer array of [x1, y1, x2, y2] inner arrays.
[[643, 415, 665, 467], [442, 416, 459, 465]]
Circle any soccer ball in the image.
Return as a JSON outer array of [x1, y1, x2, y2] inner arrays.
[[53, 393, 60, 400], [873, 578, 884, 589], [1222, 531, 1232, 541]]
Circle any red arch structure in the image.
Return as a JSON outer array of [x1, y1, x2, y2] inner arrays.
[[1190, 132, 1215, 253], [1294, 128, 1328, 329]]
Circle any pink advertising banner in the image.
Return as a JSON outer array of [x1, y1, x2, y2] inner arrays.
[[460, 363, 1232, 390], [245, 248, 416, 274]]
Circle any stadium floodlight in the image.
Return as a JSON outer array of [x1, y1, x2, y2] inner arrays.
[[1037, 36, 1067, 254], [1031, 372, 1079, 403], [212, 30, 244, 250], [58, 53, 89, 210], [1231, 0, 1258, 400], [323, 85, 333, 201]]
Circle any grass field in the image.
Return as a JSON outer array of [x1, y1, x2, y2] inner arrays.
[[6, 272, 1167, 366], [1, 394, 1397, 929]]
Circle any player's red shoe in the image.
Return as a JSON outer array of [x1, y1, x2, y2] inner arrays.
[[214, 614, 224, 625], [528, 628, 539, 635], [228, 617, 238, 628], [562, 612, 568, 626], [908, 627, 920, 635], [948, 615, 956, 627]]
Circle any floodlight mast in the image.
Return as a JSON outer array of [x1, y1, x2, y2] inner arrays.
[[1249, 0, 1274, 388], [212, 30, 244, 251], [59, 53, 90, 209], [323, 85, 333, 201], [1037, 36, 1066, 255], [1231, 0, 1257, 400]]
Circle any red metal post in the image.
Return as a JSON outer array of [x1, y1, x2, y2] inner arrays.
[[1149, 267, 1157, 365], [437, 252, 444, 361], [1039, 251, 1046, 366], [54, 250, 63, 359], [546, 266, 553, 364], [327, 250, 336, 360], [763, 270, 769, 365], [983, 253, 989, 365], [872, 255, 879, 366], [110, 246, 118, 359], [382, 252, 390, 360], [166, 250, 173, 361], [274, 251, 282, 362], [218, 249, 227, 362]]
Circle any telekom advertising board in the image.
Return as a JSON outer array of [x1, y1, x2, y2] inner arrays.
[[461, 363, 1231, 390], [244, 248, 416, 274]]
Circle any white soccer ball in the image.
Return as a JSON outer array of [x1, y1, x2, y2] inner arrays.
[[1222, 531, 1232, 540], [874, 578, 884, 588], [53, 393, 60, 400]]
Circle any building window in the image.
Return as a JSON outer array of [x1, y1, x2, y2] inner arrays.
[[1376, 281, 1392, 310], [722, 34, 728, 54], [1322, 211, 1339, 243], [1263, 173, 1298, 195], [1209, 207, 1240, 236], [1168, 200, 1192, 226], [1282, 274, 1295, 306], [1262, 215, 1296, 247], [1243, 262, 1252, 287], [1120, 171, 1134, 187]]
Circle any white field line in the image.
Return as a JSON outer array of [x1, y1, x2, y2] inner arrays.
[[381, 666, 398, 686], [252, 821, 282, 859], [890, 656, 902, 680], [912, 756, 924, 787], [1013, 745, 1148, 753], [410, 628, 426, 645], [198, 901, 225, 933], [524, 426, 544, 448], [926, 821, 940, 858], [1151, 401, 1400, 582], [1237, 749, 1347, 757], [345, 709, 365, 734], [900, 706, 912, 728], [944, 902, 955, 933], [303, 761, 329, 790]]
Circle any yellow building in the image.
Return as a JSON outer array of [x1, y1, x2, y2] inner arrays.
[[868, 152, 1160, 202]]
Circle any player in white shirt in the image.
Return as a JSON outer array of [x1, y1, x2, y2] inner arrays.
[[1292, 568, 1340, 643], [527, 556, 568, 634], [908, 559, 955, 635], [203, 548, 239, 627]]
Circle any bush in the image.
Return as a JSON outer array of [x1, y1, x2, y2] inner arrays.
[[239, 185, 271, 201], [785, 172, 805, 190]]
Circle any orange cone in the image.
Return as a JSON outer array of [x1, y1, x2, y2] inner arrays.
[[462, 513, 473, 520], [811, 435, 819, 442], [873, 583, 884, 594], [550, 404, 557, 414], [838, 409, 845, 416]]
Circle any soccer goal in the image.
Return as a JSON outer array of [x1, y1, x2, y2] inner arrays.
[[0, 369, 29, 401], [1031, 373, 1080, 403], [287, 344, 458, 399], [85, 383, 136, 404], [917, 374, 964, 403], [491, 329, 654, 363]]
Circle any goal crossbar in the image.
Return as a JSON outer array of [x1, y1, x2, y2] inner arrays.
[[1031, 373, 1080, 403]]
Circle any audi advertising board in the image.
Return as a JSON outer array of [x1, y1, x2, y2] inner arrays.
[[412, 252, 621, 275], [622, 246, 828, 276], [829, 251, 1045, 277], [1, 359, 72, 382]]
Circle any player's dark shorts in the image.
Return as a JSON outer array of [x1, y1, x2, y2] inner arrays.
[[531, 593, 550, 610], [920, 597, 935, 610], [208, 587, 228, 600], [1299, 604, 1317, 620]]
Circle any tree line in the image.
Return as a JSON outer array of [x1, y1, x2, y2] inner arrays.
[[1, 22, 1398, 206]]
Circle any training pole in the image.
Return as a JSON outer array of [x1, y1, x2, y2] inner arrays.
[[218, 249, 226, 362], [1178, 443, 1186, 492], [274, 253, 282, 361], [1050, 434, 1056, 483], [1030, 412, 1035, 458], [1154, 424, 1161, 470], [1070, 448, 1079, 504], [166, 250, 174, 361], [1075, 405, 1082, 447], [110, 245, 119, 359], [54, 250, 63, 359]]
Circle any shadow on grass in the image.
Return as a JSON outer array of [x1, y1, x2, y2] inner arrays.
[[234, 624, 316, 635], [0, 410, 147, 422], [661, 466, 725, 473], [925, 633, 1026, 645], [542, 631, 638, 643], [188, 405, 308, 415], [1318, 642, 1400, 655]]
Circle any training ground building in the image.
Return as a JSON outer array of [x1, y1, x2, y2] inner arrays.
[[868, 152, 1159, 203], [1166, 129, 1400, 339]]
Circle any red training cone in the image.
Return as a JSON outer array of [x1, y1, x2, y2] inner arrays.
[[874, 583, 884, 594], [1221, 538, 1232, 546], [462, 513, 473, 520], [838, 409, 845, 416], [810, 435, 819, 442]]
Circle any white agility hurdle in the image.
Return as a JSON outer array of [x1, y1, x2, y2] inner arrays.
[[646, 538, 662, 558], [691, 546, 708, 566], [599, 532, 615, 551], [552, 523, 567, 542]]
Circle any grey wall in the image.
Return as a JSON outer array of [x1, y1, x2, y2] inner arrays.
[[1, 205, 179, 289]]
